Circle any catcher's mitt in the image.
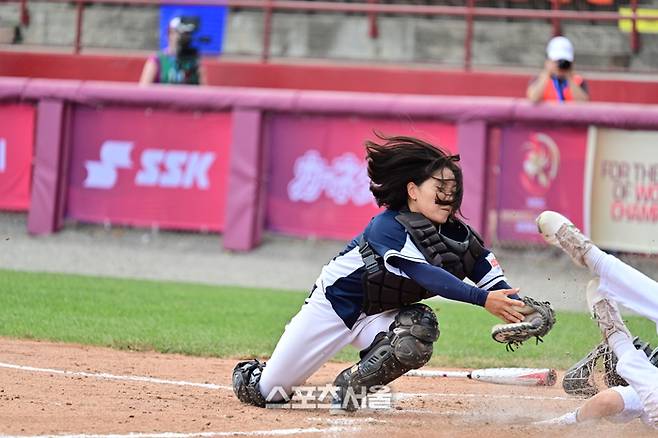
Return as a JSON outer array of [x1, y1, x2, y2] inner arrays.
[[491, 296, 556, 351]]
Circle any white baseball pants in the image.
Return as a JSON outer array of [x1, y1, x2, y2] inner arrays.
[[594, 253, 658, 428], [258, 286, 398, 402]]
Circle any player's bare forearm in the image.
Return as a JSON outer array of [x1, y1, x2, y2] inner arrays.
[[526, 81, 545, 102], [139, 59, 158, 86], [526, 70, 550, 102], [570, 82, 589, 101]]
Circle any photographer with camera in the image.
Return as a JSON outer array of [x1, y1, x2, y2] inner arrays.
[[526, 36, 589, 103], [140, 16, 204, 86]]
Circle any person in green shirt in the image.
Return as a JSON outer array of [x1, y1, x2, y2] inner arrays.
[[140, 17, 204, 86]]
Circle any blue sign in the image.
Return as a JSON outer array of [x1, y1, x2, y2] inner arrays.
[[160, 5, 228, 56]]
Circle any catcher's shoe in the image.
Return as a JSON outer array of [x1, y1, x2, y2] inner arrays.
[[586, 278, 631, 341], [536, 210, 592, 267]]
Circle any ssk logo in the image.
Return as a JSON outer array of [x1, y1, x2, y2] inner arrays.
[[0, 138, 6, 173], [84, 140, 133, 189], [84, 140, 216, 190]]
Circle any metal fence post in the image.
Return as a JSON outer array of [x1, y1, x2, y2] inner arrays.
[[74, 0, 84, 54], [551, 0, 561, 36], [368, 0, 379, 39], [631, 0, 640, 53], [261, 0, 273, 63], [464, 0, 474, 70]]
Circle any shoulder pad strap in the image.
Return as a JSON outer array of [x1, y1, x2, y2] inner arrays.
[[359, 235, 381, 275], [462, 223, 487, 276], [469, 224, 484, 245], [467, 224, 486, 255]]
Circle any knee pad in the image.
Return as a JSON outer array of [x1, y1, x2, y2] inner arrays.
[[390, 303, 440, 367], [333, 303, 439, 410], [232, 360, 267, 407]]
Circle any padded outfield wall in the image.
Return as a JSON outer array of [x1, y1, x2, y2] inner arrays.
[[0, 78, 656, 253]]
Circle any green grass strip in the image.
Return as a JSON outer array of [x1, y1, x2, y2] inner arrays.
[[0, 269, 655, 369]]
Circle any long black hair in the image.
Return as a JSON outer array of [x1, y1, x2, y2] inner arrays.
[[366, 134, 463, 214]]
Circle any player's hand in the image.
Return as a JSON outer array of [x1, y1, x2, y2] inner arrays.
[[543, 60, 559, 76], [485, 289, 525, 323]]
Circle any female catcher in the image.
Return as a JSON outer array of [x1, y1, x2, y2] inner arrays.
[[536, 211, 658, 428], [232, 135, 552, 410]]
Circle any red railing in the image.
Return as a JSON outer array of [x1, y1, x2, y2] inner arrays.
[[3, 0, 656, 70]]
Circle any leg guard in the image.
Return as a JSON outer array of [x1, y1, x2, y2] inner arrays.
[[232, 360, 267, 407], [333, 303, 439, 410]]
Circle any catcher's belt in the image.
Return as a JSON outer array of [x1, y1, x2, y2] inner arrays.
[[360, 212, 486, 315]]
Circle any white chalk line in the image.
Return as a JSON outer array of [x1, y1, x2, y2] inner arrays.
[[306, 417, 387, 426], [393, 391, 574, 402], [0, 426, 359, 438], [0, 362, 232, 391], [0, 361, 575, 402]]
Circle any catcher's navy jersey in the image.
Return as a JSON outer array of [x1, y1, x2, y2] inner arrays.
[[314, 209, 509, 329]]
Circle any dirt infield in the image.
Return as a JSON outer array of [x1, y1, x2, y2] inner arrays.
[[0, 338, 653, 437]]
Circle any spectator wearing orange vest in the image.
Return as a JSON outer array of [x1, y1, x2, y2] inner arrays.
[[527, 36, 589, 103]]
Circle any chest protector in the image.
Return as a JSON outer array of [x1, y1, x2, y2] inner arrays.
[[361, 212, 486, 315]]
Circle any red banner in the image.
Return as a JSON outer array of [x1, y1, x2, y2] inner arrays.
[[67, 107, 231, 231], [266, 115, 457, 239], [497, 126, 588, 243], [0, 104, 35, 211]]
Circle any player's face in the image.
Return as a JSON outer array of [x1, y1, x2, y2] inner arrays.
[[169, 29, 180, 52], [407, 167, 457, 224]]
